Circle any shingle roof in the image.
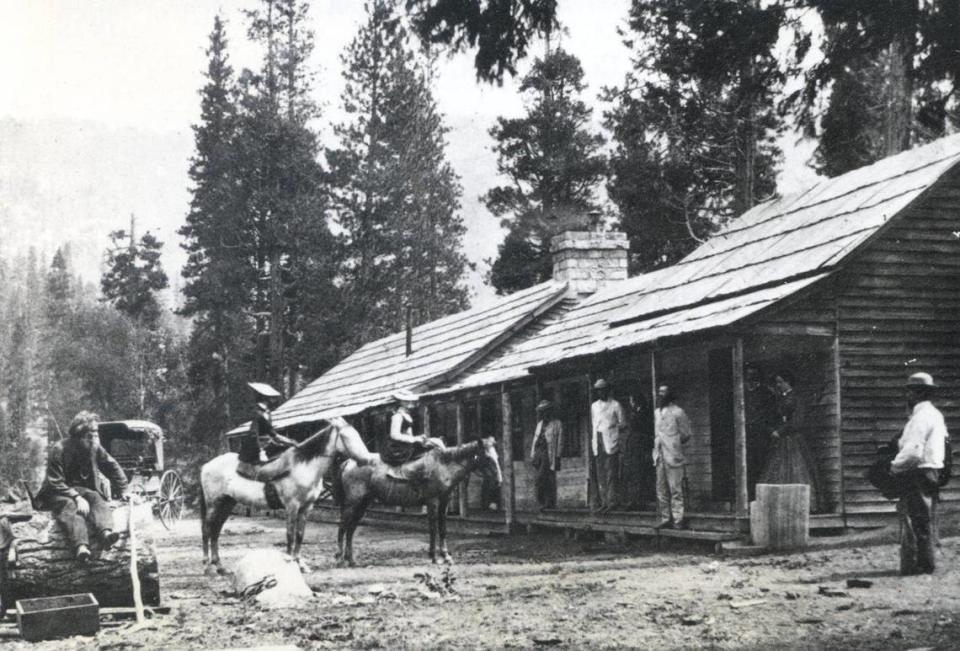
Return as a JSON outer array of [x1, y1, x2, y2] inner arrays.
[[427, 132, 960, 387], [254, 281, 569, 431]]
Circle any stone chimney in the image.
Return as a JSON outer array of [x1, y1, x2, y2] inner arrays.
[[550, 229, 629, 295]]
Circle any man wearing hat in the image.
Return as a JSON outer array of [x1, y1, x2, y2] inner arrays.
[[891, 372, 949, 574], [237, 382, 298, 480], [36, 411, 128, 562], [530, 400, 563, 511], [591, 379, 626, 512]]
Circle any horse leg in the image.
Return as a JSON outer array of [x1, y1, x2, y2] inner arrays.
[[438, 494, 453, 564], [427, 500, 439, 564], [284, 504, 299, 560], [336, 500, 351, 562], [294, 504, 311, 574], [344, 498, 370, 568], [208, 496, 235, 576], [200, 487, 210, 565]]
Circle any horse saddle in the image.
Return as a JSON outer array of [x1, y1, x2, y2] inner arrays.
[[236, 454, 293, 482], [384, 452, 436, 483]]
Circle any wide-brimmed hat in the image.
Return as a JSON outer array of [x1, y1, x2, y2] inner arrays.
[[536, 400, 552, 412], [248, 382, 282, 398], [593, 378, 609, 390], [392, 389, 419, 403], [906, 372, 937, 388]]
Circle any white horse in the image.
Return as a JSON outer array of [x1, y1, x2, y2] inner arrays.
[[200, 416, 373, 574]]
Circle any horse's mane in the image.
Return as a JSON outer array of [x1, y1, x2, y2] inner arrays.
[[293, 424, 333, 462], [436, 438, 485, 463]]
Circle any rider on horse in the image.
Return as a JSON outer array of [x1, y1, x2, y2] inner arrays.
[[381, 390, 441, 467], [236, 382, 299, 480]]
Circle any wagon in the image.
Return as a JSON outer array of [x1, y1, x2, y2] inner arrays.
[[98, 420, 184, 529]]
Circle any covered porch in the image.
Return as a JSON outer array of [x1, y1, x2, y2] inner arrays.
[[485, 329, 844, 540]]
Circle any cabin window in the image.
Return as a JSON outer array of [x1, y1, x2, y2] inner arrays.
[[429, 402, 459, 446]]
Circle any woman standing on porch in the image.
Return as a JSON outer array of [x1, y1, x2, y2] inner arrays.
[[758, 371, 822, 512]]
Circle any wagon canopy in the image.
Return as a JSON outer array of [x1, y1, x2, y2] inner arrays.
[[98, 420, 165, 471]]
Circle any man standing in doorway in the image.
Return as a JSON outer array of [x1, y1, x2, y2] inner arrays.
[[654, 384, 693, 529], [891, 372, 948, 575], [530, 400, 563, 511], [591, 379, 626, 513]]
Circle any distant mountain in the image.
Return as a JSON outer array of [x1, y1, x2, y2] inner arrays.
[[0, 117, 192, 291]]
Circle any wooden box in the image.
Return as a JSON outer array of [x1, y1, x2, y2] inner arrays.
[[16, 593, 100, 641]]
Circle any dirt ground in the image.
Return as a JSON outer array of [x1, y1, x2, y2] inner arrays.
[[6, 513, 960, 650]]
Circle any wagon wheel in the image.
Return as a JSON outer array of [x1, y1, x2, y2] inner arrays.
[[157, 470, 184, 530]]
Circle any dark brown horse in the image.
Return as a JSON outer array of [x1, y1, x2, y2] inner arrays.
[[334, 437, 502, 566]]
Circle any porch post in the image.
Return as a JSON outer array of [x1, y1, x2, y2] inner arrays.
[[456, 400, 468, 517], [419, 404, 430, 437], [500, 385, 515, 531], [732, 338, 749, 529]]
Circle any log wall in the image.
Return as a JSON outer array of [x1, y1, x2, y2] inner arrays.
[[836, 178, 960, 519]]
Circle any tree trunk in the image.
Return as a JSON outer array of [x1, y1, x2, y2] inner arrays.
[[1, 511, 160, 611]]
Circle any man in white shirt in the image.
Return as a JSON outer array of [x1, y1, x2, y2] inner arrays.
[[591, 379, 626, 513], [654, 384, 693, 529], [891, 372, 948, 575]]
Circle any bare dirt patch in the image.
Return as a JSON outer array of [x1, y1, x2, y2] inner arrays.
[[6, 515, 960, 649]]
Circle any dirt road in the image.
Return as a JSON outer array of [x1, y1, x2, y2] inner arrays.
[[7, 514, 960, 649]]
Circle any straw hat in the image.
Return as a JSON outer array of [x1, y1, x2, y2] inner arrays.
[[906, 372, 937, 388], [392, 389, 419, 403], [593, 378, 609, 390], [248, 382, 282, 398], [536, 400, 552, 412]]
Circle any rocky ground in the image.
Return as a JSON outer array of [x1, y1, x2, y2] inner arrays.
[[5, 513, 960, 650]]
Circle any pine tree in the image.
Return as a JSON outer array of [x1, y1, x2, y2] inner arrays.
[[483, 47, 605, 294], [604, 0, 784, 272], [180, 14, 254, 441], [792, 1, 960, 171], [238, 0, 338, 391], [101, 226, 169, 327], [45, 247, 74, 325], [329, 0, 469, 344], [405, 0, 558, 83]]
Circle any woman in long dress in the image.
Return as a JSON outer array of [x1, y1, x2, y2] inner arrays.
[[758, 371, 823, 512]]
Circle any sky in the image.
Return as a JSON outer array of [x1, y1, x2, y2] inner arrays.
[[0, 0, 819, 306]]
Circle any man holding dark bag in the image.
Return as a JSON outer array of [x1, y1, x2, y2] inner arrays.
[[889, 372, 949, 575]]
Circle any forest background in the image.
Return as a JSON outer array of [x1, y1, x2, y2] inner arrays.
[[2, 0, 959, 493]]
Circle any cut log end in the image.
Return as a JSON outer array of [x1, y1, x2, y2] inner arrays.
[[1, 511, 160, 611]]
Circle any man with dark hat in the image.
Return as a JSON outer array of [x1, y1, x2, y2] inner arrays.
[[530, 400, 563, 511], [591, 378, 626, 512], [237, 382, 299, 480], [891, 372, 949, 575], [37, 411, 128, 562]]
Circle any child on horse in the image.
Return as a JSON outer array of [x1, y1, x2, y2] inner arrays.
[[381, 391, 442, 467]]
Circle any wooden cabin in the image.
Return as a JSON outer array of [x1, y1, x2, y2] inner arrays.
[[238, 134, 960, 541]]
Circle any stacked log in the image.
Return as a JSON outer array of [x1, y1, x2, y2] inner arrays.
[[0, 507, 159, 611]]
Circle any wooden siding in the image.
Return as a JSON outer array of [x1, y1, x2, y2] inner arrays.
[[657, 347, 714, 506], [837, 175, 960, 515]]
